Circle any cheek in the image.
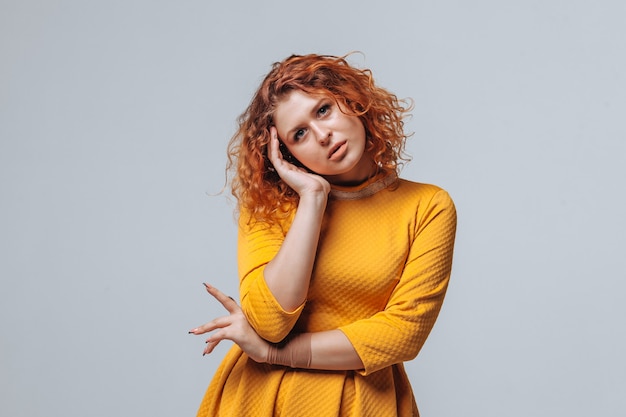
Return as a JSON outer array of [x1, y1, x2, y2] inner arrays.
[[287, 146, 318, 170], [344, 113, 363, 130], [349, 118, 366, 141]]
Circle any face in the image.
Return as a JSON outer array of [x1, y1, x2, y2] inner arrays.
[[273, 90, 374, 185]]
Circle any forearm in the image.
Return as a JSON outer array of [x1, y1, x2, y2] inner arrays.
[[310, 329, 364, 370], [266, 329, 364, 371], [263, 193, 327, 312]]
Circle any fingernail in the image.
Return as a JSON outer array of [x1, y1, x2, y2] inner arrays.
[[203, 283, 211, 289]]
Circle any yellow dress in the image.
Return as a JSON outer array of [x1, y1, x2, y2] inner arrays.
[[197, 172, 457, 417]]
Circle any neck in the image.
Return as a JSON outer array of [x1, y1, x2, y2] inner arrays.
[[324, 158, 378, 186]]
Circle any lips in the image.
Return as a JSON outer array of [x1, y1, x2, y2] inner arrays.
[[328, 140, 347, 159]]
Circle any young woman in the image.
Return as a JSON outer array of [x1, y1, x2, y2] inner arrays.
[[189, 54, 457, 416]]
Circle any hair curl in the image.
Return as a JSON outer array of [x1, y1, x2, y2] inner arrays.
[[226, 53, 413, 224]]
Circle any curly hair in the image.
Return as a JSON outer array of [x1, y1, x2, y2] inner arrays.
[[226, 53, 413, 224]]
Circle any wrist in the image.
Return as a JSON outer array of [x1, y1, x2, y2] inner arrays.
[[245, 342, 269, 364], [298, 191, 328, 209], [266, 333, 312, 368]]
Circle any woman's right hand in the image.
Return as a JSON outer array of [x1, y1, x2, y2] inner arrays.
[[189, 283, 270, 363], [268, 127, 330, 198]]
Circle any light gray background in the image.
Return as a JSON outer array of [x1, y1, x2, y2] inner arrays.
[[1, 1, 624, 416]]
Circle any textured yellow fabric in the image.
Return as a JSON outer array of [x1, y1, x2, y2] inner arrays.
[[197, 173, 457, 417]]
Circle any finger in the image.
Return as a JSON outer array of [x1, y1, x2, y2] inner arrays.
[[203, 283, 241, 314], [205, 328, 229, 345], [203, 327, 232, 355], [267, 127, 282, 165], [203, 339, 222, 356], [188, 315, 231, 335]]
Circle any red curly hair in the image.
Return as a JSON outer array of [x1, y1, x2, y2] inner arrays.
[[226, 53, 412, 224]]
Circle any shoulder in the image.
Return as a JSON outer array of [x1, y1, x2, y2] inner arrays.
[[393, 178, 455, 207], [392, 179, 456, 226], [392, 180, 457, 238]]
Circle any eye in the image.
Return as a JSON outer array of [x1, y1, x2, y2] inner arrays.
[[317, 104, 331, 117], [294, 128, 306, 141]]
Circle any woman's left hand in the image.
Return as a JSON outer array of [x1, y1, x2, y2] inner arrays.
[[189, 283, 269, 363]]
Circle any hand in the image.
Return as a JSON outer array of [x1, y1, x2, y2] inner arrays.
[[268, 127, 330, 197], [189, 283, 269, 363]]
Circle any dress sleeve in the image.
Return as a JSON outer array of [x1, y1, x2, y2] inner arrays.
[[236, 210, 306, 343], [338, 189, 457, 375]]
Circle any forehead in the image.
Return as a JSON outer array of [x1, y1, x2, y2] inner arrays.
[[276, 90, 325, 112], [274, 90, 328, 126]]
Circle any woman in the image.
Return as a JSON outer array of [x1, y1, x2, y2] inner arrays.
[[189, 54, 457, 416]]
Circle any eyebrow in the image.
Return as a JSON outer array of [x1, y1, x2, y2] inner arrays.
[[284, 97, 328, 139]]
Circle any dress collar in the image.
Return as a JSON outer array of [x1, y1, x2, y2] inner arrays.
[[329, 171, 398, 201]]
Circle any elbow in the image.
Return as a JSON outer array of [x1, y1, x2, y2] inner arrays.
[[255, 326, 291, 344], [241, 301, 303, 343], [239, 274, 307, 343], [403, 341, 426, 362]]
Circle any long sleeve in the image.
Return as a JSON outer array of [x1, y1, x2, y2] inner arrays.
[[237, 210, 306, 343], [338, 189, 457, 375], [198, 177, 456, 417]]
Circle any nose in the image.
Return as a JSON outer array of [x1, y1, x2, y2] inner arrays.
[[310, 122, 331, 145]]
